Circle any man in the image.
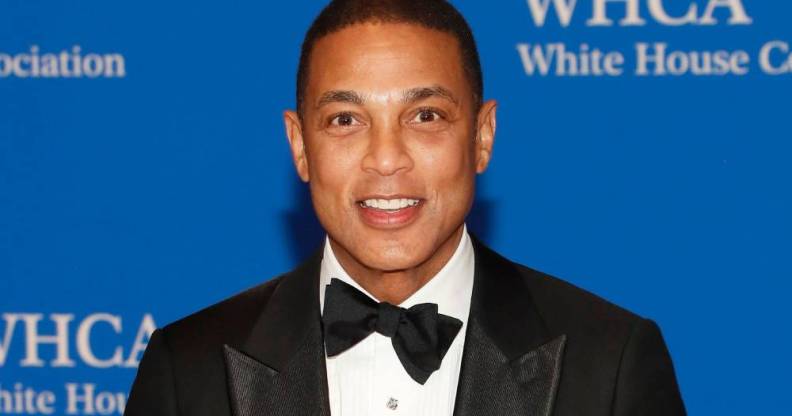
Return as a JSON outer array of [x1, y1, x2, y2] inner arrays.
[[125, 1, 685, 415]]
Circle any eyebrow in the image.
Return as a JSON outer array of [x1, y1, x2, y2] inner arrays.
[[401, 86, 459, 105], [315, 85, 459, 109], [317, 90, 365, 107]]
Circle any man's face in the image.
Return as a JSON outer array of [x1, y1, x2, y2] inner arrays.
[[285, 22, 496, 273]]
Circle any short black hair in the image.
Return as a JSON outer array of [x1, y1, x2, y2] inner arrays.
[[296, 0, 483, 115]]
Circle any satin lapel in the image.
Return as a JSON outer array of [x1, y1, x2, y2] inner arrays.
[[454, 238, 567, 416], [223, 248, 331, 416]]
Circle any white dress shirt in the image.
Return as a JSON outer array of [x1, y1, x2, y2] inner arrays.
[[319, 226, 475, 416]]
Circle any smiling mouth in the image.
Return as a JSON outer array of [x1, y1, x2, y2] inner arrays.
[[357, 198, 421, 211], [355, 197, 425, 228]]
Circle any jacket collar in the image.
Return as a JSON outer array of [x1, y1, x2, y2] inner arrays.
[[452, 236, 566, 416], [468, 235, 558, 358], [224, 236, 565, 416], [237, 246, 324, 371], [223, 246, 331, 416]]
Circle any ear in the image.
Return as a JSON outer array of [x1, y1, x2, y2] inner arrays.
[[284, 110, 310, 182], [474, 99, 497, 174]]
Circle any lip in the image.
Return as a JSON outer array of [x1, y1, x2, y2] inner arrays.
[[355, 196, 425, 229], [356, 194, 423, 201]]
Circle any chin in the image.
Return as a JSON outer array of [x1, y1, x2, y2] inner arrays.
[[354, 241, 428, 272]]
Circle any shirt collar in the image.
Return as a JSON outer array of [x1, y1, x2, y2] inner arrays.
[[319, 225, 475, 323]]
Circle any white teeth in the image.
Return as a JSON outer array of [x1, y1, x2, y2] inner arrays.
[[361, 198, 419, 210]]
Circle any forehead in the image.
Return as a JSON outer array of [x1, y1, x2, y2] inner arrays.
[[306, 22, 469, 102]]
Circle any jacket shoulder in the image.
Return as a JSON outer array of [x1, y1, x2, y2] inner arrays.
[[504, 258, 677, 414], [506, 262, 685, 415], [514, 262, 643, 331], [159, 274, 284, 351], [473, 236, 643, 332], [128, 274, 288, 416]]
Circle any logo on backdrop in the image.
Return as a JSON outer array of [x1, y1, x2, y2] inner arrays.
[[0, 46, 126, 79], [0, 313, 155, 414], [517, 0, 792, 77]]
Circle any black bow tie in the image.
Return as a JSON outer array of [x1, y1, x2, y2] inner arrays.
[[322, 278, 463, 384]]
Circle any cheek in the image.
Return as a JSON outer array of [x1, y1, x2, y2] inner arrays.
[[417, 134, 476, 192], [307, 140, 361, 217], [309, 139, 357, 187], [408, 136, 476, 229]]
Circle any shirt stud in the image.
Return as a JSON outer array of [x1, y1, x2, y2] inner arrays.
[[386, 397, 398, 410]]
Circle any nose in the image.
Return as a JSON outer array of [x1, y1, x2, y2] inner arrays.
[[361, 123, 413, 176]]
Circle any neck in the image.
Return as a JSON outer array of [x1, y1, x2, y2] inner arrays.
[[329, 225, 465, 305]]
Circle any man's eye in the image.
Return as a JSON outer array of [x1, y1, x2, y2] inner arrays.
[[330, 113, 359, 127], [411, 109, 441, 123]]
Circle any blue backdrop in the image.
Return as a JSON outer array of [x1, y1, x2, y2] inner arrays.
[[2, 0, 790, 414]]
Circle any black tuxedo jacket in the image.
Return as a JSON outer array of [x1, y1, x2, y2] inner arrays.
[[125, 238, 685, 415]]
